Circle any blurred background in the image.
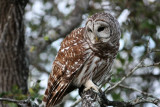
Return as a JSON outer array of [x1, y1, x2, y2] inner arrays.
[[25, 0, 160, 107], [0, 0, 160, 107]]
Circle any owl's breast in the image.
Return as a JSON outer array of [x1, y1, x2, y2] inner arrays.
[[93, 57, 113, 85], [72, 51, 111, 87]]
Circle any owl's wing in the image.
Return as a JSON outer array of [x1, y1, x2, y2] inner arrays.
[[43, 28, 90, 107]]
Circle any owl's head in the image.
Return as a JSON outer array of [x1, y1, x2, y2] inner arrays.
[[85, 12, 120, 45]]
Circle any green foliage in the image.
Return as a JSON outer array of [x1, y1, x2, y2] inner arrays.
[[29, 80, 44, 103], [111, 92, 123, 101], [11, 85, 27, 100], [43, 35, 49, 41], [117, 68, 123, 74], [0, 85, 27, 100], [111, 76, 121, 83], [0, 80, 44, 106], [8, 103, 17, 107], [28, 22, 39, 32], [0, 92, 8, 97], [140, 20, 156, 30], [128, 54, 133, 62], [117, 54, 125, 65], [94, 0, 102, 3], [30, 46, 36, 52], [0, 85, 28, 107]]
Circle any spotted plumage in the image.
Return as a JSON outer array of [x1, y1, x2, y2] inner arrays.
[[43, 12, 121, 107]]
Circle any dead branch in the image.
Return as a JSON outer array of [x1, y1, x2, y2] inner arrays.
[[80, 89, 160, 107], [112, 83, 154, 97], [0, 97, 38, 107]]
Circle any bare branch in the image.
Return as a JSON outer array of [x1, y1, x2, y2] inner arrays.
[[70, 98, 82, 107], [133, 73, 160, 78], [0, 97, 38, 107], [0, 97, 27, 104], [1, 90, 160, 107], [146, 37, 151, 53], [139, 62, 160, 68], [81, 89, 160, 107], [151, 49, 160, 53], [130, 96, 160, 106], [114, 83, 154, 97]]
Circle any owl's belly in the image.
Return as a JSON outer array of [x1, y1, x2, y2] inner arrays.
[[72, 54, 109, 87], [93, 58, 113, 85]]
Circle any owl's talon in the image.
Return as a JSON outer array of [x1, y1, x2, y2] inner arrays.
[[84, 86, 99, 93], [84, 80, 99, 93]]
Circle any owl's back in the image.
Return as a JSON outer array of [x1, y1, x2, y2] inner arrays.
[[43, 27, 91, 106]]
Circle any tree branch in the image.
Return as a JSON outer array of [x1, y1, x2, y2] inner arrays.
[[139, 62, 160, 68], [70, 98, 82, 107], [112, 83, 154, 97], [80, 89, 160, 107], [0, 97, 38, 107], [1, 89, 160, 107], [133, 74, 160, 78]]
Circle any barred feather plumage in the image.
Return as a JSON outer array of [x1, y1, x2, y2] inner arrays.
[[43, 12, 120, 107]]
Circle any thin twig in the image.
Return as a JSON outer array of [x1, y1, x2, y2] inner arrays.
[[130, 96, 160, 106], [151, 49, 160, 53], [0, 97, 28, 105], [70, 98, 82, 107], [0, 97, 38, 107], [139, 62, 160, 68], [114, 83, 154, 97], [146, 37, 151, 53]]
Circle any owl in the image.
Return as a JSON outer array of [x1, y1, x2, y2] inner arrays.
[[42, 12, 120, 107]]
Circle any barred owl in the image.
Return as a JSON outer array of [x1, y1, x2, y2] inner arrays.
[[43, 12, 120, 107]]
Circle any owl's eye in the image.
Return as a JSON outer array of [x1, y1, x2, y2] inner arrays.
[[98, 26, 105, 32], [87, 28, 92, 32]]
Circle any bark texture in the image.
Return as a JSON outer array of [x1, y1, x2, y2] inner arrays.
[[0, 0, 28, 107]]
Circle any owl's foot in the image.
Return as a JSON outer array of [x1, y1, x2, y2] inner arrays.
[[84, 80, 99, 93]]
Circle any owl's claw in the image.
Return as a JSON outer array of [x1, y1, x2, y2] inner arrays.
[[84, 80, 99, 93]]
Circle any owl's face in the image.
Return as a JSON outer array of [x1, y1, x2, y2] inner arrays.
[[86, 20, 110, 44], [85, 13, 120, 45]]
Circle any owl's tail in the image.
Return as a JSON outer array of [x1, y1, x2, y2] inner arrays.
[[42, 79, 70, 107]]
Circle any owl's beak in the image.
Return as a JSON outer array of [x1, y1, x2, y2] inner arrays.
[[95, 36, 99, 42], [95, 32, 100, 42]]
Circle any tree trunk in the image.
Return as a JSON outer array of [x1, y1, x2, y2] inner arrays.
[[0, 0, 28, 107]]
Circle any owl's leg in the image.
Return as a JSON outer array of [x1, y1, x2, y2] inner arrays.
[[84, 80, 99, 93]]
